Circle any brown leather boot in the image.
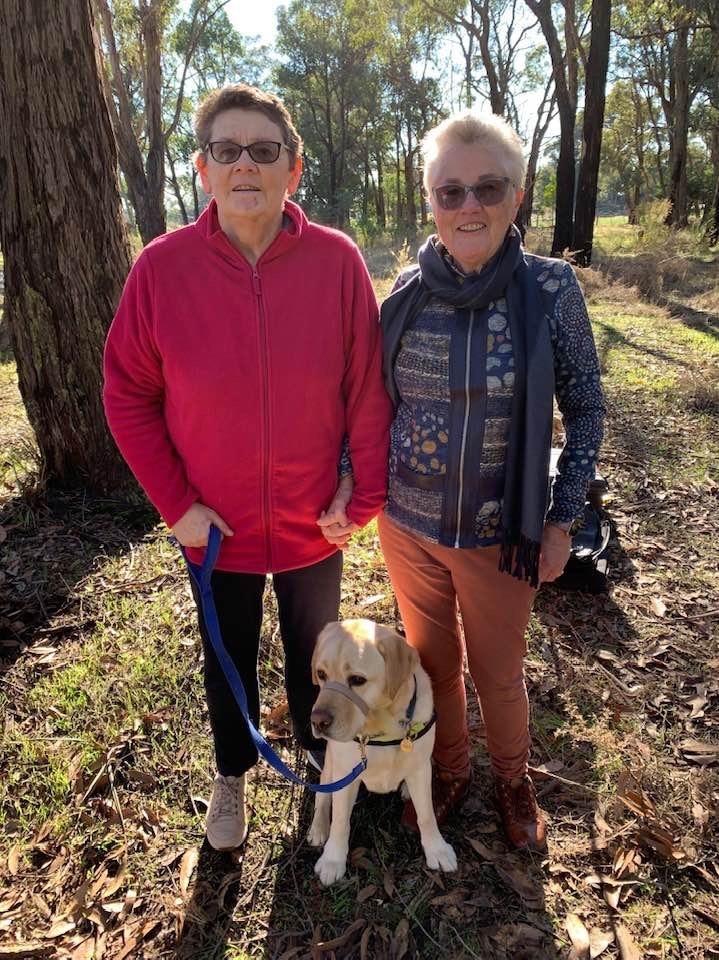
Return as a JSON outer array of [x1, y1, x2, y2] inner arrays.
[[401, 770, 470, 833], [495, 774, 547, 850]]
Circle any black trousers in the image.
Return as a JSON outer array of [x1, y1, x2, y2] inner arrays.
[[191, 550, 342, 776]]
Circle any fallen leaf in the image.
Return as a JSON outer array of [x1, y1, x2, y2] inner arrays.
[[566, 913, 590, 959], [46, 918, 76, 938], [349, 846, 368, 865], [277, 948, 304, 960], [7, 845, 21, 876], [314, 919, 366, 953], [688, 695, 708, 719], [0, 525, 7, 545], [589, 927, 615, 958], [391, 917, 409, 960], [494, 861, 544, 908], [603, 884, 621, 910], [679, 739, 719, 765], [0, 943, 55, 957], [264, 699, 290, 726], [179, 846, 198, 895], [114, 919, 162, 960], [468, 837, 500, 861], [530, 759, 565, 778], [70, 937, 96, 960], [100, 901, 124, 914], [359, 593, 385, 607], [615, 923, 642, 959], [429, 889, 468, 907], [356, 884, 377, 904], [650, 597, 667, 617]]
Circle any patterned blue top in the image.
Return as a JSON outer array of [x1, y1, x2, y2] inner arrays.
[[386, 251, 605, 546]]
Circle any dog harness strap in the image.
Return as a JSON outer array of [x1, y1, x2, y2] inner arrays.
[[322, 680, 371, 716], [177, 525, 367, 794]]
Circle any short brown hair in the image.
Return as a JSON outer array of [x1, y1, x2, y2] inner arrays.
[[194, 84, 303, 167]]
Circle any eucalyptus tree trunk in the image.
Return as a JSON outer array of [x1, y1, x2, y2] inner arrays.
[[95, 0, 166, 244], [572, 0, 611, 266], [664, 22, 690, 228], [0, 0, 132, 491], [525, 0, 577, 255]]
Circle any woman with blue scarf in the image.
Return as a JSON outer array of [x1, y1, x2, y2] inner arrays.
[[377, 111, 604, 849]]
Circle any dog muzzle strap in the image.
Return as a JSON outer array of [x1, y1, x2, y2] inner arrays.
[[322, 680, 371, 716]]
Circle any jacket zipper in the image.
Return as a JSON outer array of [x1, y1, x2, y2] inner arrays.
[[253, 268, 273, 570], [455, 310, 474, 547]]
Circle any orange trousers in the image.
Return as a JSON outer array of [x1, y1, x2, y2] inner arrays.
[[378, 513, 537, 781]]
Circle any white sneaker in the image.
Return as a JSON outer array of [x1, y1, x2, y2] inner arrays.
[[206, 774, 248, 851]]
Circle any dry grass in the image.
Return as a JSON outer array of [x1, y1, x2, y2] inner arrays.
[[1, 238, 719, 959]]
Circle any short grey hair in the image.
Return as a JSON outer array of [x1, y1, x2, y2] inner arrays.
[[421, 111, 526, 192]]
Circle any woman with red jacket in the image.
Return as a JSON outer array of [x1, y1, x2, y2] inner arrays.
[[103, 84, 391, 852]]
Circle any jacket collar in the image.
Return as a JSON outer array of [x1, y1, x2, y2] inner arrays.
[[195, 197, 307, 267]]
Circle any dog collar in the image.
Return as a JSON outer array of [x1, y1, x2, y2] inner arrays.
[[357, 712, 437, 750], [353, 675, 436, 751]]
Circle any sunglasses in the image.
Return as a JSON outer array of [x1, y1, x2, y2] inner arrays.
[[205, 140, 288, 164], [432, 177, 514, 211]]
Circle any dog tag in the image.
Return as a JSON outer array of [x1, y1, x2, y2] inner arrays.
[[400, 736, 413, 753]]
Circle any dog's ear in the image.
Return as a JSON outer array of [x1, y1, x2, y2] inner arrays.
[[376, 626, 419, 700]]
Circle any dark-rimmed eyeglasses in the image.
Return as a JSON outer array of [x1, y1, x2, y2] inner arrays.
[[432, 177, 514, 211], [204, 140, 288, 165]]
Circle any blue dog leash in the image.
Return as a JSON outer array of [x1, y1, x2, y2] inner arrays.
[[178, 524, 367, 793]]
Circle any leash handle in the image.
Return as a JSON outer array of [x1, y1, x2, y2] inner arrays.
[[178, 525, 367, 793]]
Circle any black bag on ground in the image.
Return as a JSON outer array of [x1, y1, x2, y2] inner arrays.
[[549, 450, 613, 594]]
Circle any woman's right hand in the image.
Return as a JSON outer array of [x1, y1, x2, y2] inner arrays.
[[172, 502, 234, 547]]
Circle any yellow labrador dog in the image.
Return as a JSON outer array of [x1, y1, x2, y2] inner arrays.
[[307, 619, 458, 886]]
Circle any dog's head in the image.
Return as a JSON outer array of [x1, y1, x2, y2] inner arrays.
[[310, 619, 419, 742]]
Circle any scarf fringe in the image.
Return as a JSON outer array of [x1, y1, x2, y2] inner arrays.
[[499, 533, 541, 589]]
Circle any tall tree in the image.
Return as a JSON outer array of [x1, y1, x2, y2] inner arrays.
[[615, 0, 714, 228], [524, 0, 581, 254], [94, 0, 233, 243], [276, 0, 386, 227], [572, 0, 611, 265], [0, 0, 132, 490]]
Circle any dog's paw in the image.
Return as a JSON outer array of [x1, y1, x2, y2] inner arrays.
[[423, 839, 458, 873], [306, 820, 330, 847], [314, 852, 347, 886]]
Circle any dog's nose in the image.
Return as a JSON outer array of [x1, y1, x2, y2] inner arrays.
[[310, 707, 333, 732]]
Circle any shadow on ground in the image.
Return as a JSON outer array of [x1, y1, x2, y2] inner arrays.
[[0, 487, 158, 674]]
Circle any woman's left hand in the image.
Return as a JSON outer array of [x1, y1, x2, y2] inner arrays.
[[538, 523, 572, 583], [317, 474, 359, 548]]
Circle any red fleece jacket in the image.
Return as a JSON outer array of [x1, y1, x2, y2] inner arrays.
[[103, 200, 391, 573]]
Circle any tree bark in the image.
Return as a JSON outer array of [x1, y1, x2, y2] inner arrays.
[[519, 76, 555, 228], [709, 169, 719, 246], [665, 21, 690, 227], [525, 0, 577, 255], [0, 0, 132, 491], [572, 0, 611, 266], [166, 146, 189, 225], [375, 143, 386, 230], [94, 0, 166, 243]]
